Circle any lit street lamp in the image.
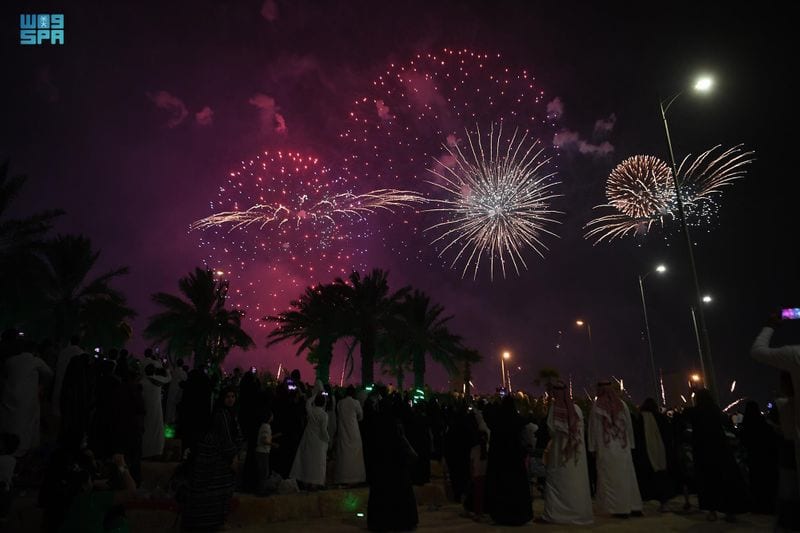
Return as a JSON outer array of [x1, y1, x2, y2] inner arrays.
[[638, 264, 667, 400], [690, 294, 714, 387], [501, 351, 510, 390], [575, 319, 592, 343], [660, 74, 718, 397], [575, 319, 594, 382]]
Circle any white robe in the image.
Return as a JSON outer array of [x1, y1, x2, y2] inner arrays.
[[165, 366, 187, 424], [588, 401, 642, 515], [0, 352, 53, 456], [52, 344, 83, 416], [290, 392, 329, 486], [141, 368, 171, 458], [327, 395, 337, 452], [334, 396, 365, 484], [542, 404, 593, 525], [751, 326, 800, 496]]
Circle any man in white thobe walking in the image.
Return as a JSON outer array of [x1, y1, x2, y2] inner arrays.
[[335, 386, 366, 485]]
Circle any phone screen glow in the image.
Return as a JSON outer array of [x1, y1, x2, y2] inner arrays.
[[781, 308, 800, 320]]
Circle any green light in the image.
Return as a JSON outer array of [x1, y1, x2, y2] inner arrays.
[[365, 384, 374, 392], [164, 424, 176, 439], [342, 492, 361, 512], [356, 513, 365, 518]]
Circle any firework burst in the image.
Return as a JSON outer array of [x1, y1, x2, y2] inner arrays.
[[341, 48, 560, 269], [584, 145, 754, 244], [192, 151, 421, 323], [191, 188, 427, 232], [426, 123, 562, 280]]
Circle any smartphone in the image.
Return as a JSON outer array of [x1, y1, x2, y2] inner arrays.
[[781, 308, 800, 320]]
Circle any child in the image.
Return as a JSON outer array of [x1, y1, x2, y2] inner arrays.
[[469, 431, 489, 520], [255, 410, 277, 495]]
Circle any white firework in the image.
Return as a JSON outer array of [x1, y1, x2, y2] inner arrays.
[[425, 123, 562, 281]]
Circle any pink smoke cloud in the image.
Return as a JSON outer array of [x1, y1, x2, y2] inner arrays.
[[147, 90, 189, 128], [195, 106, 214, 126], [274, 113, 287, 134], [594, 113, 617, 135], [261, 0, 279, 22], [248, 93, 288, 135], [553, 129, 614, 158], [375, 99, 392, 120], [546, 97, 564, 120]]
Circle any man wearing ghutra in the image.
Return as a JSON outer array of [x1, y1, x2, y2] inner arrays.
[[542, 381, 593, 525], [588, 380, 643, 517]]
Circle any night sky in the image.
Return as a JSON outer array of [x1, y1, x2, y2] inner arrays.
[[2, 1, 797, 405]]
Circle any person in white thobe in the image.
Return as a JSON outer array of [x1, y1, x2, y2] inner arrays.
[[51, 337, 83, 416], [543, 383, 593, 525], [335, 387, 366, 484], [0, 347, 53, 457], [588, 381, 642, 516], [751, 319, 800, 497], [165, 361, 187, 425], [290, 381, 329, 487], [141, 361, 171, 458]]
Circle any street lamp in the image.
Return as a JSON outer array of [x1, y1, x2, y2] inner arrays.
[[501, 351, 510, 390], [575, 319, 594, 383], [660, 74, 718, 398], [690, 293, 713, 386], [575, 320, 592, 344], [638, 263, 667, 400]]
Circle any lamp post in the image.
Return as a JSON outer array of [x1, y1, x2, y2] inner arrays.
[[660, 74, 717, 398], [575, 319, 594, 383], [501, 351, 510, 390], [575, 320, 592, 344], [689, 294, 713, 388], [638, 264, 667, 400]]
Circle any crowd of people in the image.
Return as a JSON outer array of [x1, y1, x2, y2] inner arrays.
[[0, 316, 798, 531]]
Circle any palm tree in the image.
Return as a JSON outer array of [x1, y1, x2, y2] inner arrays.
[[334, 269, 408, 387], [0, 161, 63, 330], [534, 366, 561, 394], [145, 268, 254, 368], [455, 347, 482, 395], [375, 324, 413, 390], [392, 290, 463, 390], [266, 283, 347, 384], [32, 235, 135, 347]]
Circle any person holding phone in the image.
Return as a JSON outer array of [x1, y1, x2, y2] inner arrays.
[[750, 310, 800, 500]]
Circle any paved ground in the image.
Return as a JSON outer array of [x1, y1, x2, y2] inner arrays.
[[4, 457, 776, 532], [4, 492, 775, 532], [243, 497, 774, 533]]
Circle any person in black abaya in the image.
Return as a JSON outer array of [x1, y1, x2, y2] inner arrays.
[[88, 357, 120, 459], [407, 401, 432, 486], [485, 395, 533, 525], [633, 398, 676, 511], [237, 370, 262, 491], [689, 389, 748, 521], [443, 404, 472, 503], [367, 395, 418, 532], [177, 368, 212, 456], [111, 358, 145, 486], [181, 386, 243, 532], [740, 400, 779, 514], [58, 352, 95, 452]]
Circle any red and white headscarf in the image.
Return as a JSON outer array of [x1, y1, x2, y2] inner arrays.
[[551, 382, 581, 464], [594, 381, 628, 448]]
